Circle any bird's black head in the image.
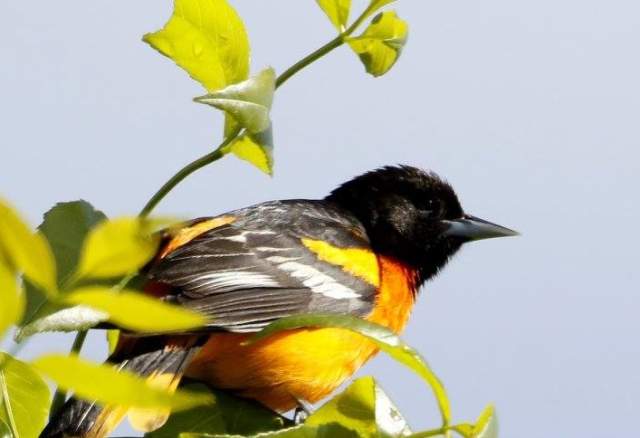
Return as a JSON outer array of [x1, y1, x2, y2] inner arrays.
[[326, 165, 517, 285]]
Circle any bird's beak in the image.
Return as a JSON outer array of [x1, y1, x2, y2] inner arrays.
[[442, 214, 519, 241]]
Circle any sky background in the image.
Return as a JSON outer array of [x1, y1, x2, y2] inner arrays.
[[1, 1, 639, 437]]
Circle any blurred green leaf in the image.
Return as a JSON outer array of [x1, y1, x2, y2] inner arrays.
[[347, 11, 408, 77], [0, 198, 57, 297], [362, 0, 396, 21], [143, 0, 250, 92], [471, 405, 497, 438], [107, 329, 120, 355], [0, 419, 10, 438], [195, 68, 275, 175], [39, 201, 108, 285], [22, 200, 106, 327], [0, 264, 24, 340], [0, 353, 51, 438], [226, 423, 356, 437], [316, 0, 351, 31], [72, 217, 160, 281], [64, 287, 208, 333], [307, 377, 411, 438], [181, 423, 355, 438], [253, 314, 451, 428], [146, 383, 288, 438], [32, 355, 213, 411], [16, 304, 108, 341], [450, 424, 473, 437]]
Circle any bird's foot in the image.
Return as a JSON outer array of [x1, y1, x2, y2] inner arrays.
[[293, 399, 314, 424]]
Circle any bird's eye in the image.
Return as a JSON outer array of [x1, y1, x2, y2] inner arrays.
[[422, 199, 442, 217]]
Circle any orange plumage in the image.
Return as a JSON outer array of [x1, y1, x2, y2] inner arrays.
[[185, 255, 417, 412]]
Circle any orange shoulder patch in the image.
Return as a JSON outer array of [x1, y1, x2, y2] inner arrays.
[[301, 239, 380, 287], [159, 216, 235, 258], [366, 256, 418, 334]]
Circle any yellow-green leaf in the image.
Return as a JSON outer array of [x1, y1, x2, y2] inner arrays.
[[0, 419, 10, 438], [307, 377, 377, 435], [107, 329, 120, 355], [32, 354, 213, 411], [143, 0, 250, 92], [195, 68, 276, 134], [472, 405, 497, 438], [316, 0, 351, 31], [181, 423, 356, 438], [0, 353, 51, 438], [64, 287, 208, 333], [0, 263, 24, 339], [195, 68, 276, 175], [307, 377, 411, 438], [253, 314, 451, 428], [72, 217, 160, 281], [228, 131, 274, 175], [347, 11, 408, 77], [0, 198, 57, 296]]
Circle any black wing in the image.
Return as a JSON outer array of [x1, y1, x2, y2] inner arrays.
[[147, 200, 377, 332]]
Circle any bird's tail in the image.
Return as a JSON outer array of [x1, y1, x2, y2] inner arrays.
[[40, 335, 201, 438]]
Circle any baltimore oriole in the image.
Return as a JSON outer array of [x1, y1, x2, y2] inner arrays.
[[42, 165, 517, 437]]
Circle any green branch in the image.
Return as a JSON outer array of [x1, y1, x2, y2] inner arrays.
[[139, 136, 233, 217], [137, 2, 381, 218]]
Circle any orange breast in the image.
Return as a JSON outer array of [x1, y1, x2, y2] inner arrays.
[[185, 256, 417, 412]]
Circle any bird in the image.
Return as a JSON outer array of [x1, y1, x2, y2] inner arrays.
[[41, 165, 517, 438]]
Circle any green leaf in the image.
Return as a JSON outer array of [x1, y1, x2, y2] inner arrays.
[[32, 354, 213, 411], [0, 198, 57, 297], [15, 304, 108, 341], [0, 353, 51, 438], [373, 384, 412, 437], [143, 0, 250, 92], [146, 383, 288, 438], [64, 287, 208, 333], [471, 405, 497, 438], [0, 419, 10, 438], [0, 263, 24, 340], [195, 68, 275, 134], [253, 314, 451, 428], [307, 377, 411, 438], [347, 11, 408, 77], [195, 68, 276, 175], [307, 377, 376, 436], [72, 217, 160, 281], [39, 201, 108, 285], [362, 0, 397, 21], [316, 0, 351, 31], [228, 130, 274, 175], [22, 201, 106, 327], [180, 423, 356, 438], [107, 329, 120, 355]]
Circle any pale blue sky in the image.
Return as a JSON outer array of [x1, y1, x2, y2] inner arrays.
[[1, 1, 639, 437]]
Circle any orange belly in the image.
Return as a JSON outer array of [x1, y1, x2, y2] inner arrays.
[[185, 256, 417, 412]]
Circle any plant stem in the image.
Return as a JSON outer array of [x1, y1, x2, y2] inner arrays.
[[275, 35, 344, 89], [139, 140, 231, 217], [140, 31, 352, 218], [49, 330, 87, 419]]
